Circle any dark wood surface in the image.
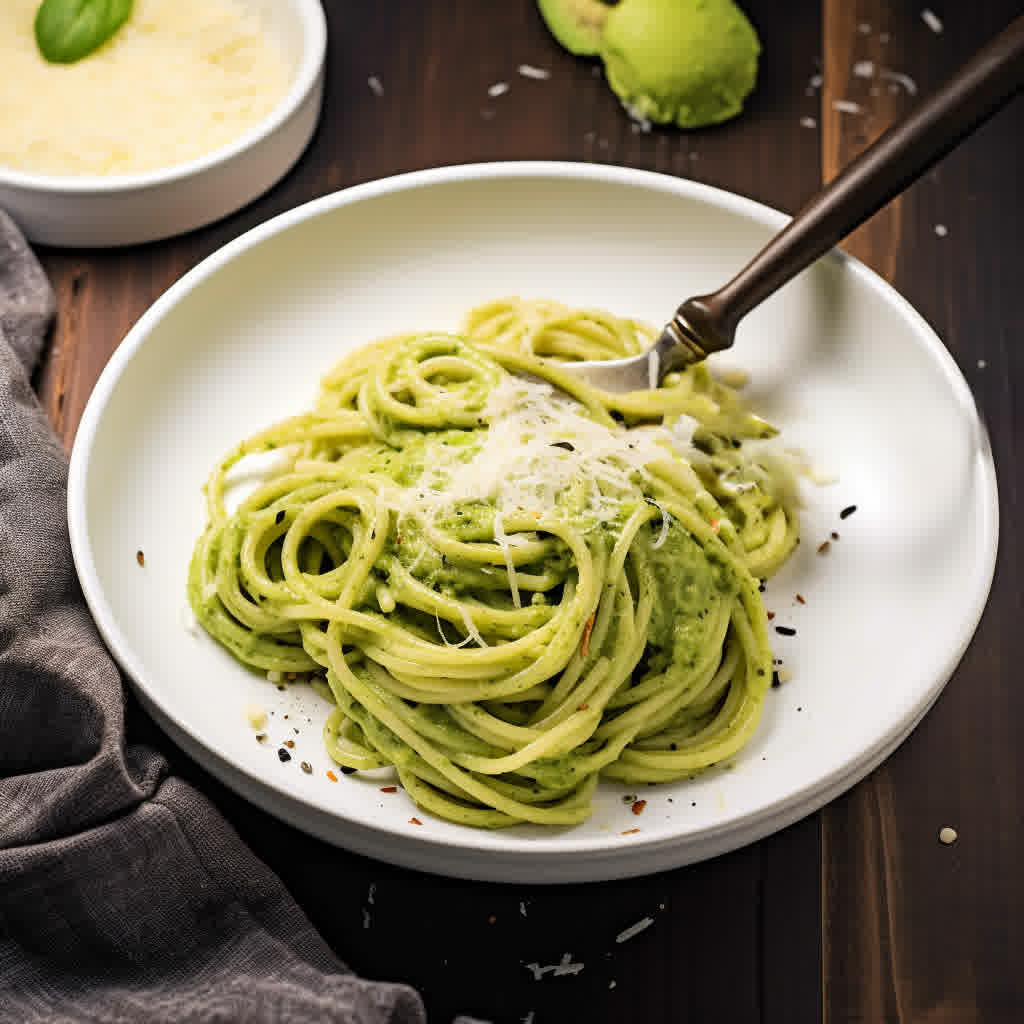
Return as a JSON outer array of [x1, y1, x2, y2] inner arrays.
[[34, 2, 1022, 1021]]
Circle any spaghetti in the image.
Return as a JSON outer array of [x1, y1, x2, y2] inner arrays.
[[188, 299, 799, 827]]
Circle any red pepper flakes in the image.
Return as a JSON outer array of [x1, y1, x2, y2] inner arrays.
[[577, 703, 589, 711], [284, 739, 295, 749], [710, 519, 720, 534], [326, 770, 338, 782], [817, 540, 831, 555], [795, 594, 806, 604], [767, 611, 775, 620], [380, 786, 398, 793], [580, 613, 596, 657], [409, 817, 423, 825], [631, 799, 647, 815], [135, 550, 145, 567], [621, 828, 641, 835]]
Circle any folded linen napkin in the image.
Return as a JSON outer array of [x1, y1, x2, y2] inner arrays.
[[0, 211, 427, 1024]]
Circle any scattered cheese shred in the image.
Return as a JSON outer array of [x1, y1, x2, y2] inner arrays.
[[524, 953, 585, 979], [517, 64, 551, 80], [879, 69, 919, 96], [615, 916, 655, 943]]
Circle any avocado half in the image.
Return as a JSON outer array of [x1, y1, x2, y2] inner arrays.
[[536, 0, 618, 57]]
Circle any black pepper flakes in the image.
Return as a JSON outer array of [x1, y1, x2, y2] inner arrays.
[[817, 540, 831, 555], [277, 748, 291, 762], [775, 625, 796, 636], [340, 766, 357, 775], [275, 510, 285, 525], [301, 761, 312, 774], [831, 531, 840, 541], [771, 672, 781, 688], [840, 505, 857, 519]]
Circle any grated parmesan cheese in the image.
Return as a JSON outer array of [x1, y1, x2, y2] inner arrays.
[[0, 0, 290, 176], [384, 374, 690, 563], [879, 69, 919, 96], [615, 916, 655, 943], [517, 64, 551, 80], [524, 953, 584, 979]]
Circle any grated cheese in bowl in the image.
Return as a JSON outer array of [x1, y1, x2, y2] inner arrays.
[[0, 0, 291, 177]]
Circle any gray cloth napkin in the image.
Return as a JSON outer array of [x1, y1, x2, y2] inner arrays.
[[0, 211, 427, 1024]]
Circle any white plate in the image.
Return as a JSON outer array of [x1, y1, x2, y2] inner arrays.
[[68, 163, 998, 883]]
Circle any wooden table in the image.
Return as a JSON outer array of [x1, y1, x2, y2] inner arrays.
[[35, 2, 1023, 1020]]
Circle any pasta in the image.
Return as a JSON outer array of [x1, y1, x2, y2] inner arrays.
[[188, 299, 800, 827]]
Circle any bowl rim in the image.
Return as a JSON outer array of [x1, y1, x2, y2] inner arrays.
[[66, 161, 1000, 867], [0, 0, 327, 193]]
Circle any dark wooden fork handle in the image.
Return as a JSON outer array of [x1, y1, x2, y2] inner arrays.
[[666, 13, 1024, 362]]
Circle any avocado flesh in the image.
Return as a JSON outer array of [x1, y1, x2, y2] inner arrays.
[[537, 0, 616, 57]]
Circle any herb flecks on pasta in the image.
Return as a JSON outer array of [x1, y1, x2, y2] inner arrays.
[[188, 299, 800, 828]]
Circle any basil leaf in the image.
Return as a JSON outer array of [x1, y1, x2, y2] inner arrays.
[[35, 0, 133, 64]]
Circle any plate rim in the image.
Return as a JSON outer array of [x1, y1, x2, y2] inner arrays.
[[66, 161, 1000, 875]]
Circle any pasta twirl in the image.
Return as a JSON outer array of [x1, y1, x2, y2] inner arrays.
[[188, 299, 799, 827]]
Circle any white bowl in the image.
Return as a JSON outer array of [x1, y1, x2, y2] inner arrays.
[[68, 163, 998, 882], [0, 0, 326, 248]]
